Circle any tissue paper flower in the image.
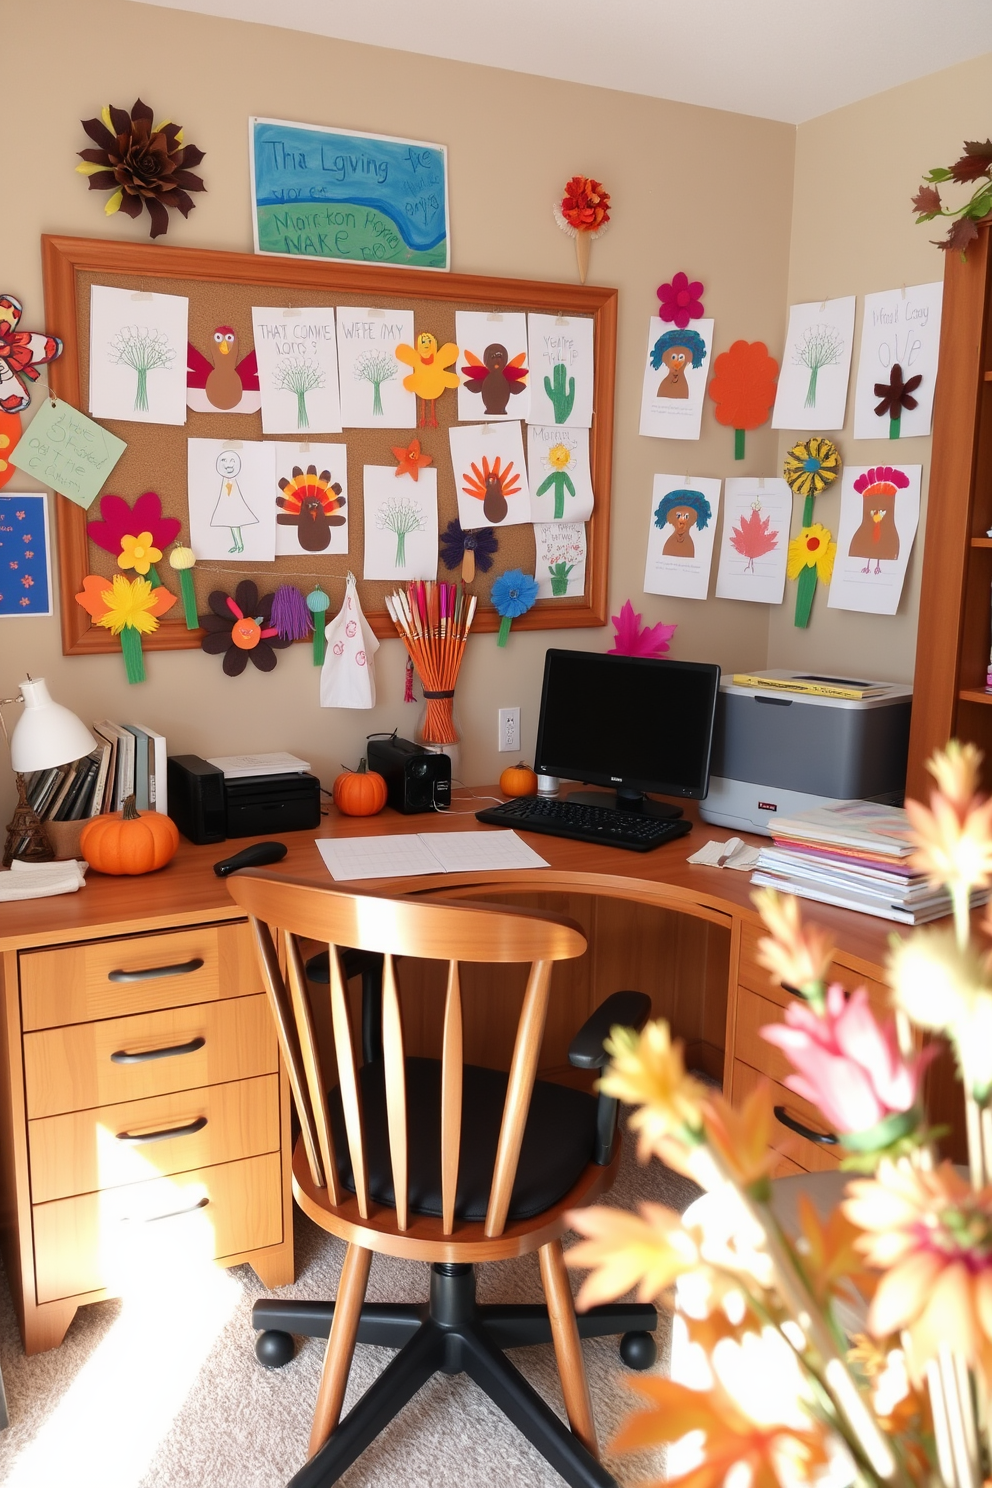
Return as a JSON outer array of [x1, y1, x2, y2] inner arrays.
[[490, 568, 538, 647], [656, 271, 705, 330]]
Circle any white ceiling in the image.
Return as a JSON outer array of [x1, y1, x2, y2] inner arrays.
[[132, 0, 992, 124]]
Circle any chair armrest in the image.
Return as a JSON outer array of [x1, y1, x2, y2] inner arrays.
[[568, 991, 652, 1070]]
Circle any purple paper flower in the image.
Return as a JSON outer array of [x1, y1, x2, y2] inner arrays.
[[657, 271, 705, 330]]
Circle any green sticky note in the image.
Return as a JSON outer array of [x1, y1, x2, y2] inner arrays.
[[11, 397, 126, 509]]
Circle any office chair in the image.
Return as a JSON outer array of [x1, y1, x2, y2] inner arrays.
[[227, 870, 657, 1488]]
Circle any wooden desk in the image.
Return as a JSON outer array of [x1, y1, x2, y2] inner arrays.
[[0, 791, 910, 1354]]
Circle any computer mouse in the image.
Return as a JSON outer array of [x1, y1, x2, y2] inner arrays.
[[213, 841, 288, 877]]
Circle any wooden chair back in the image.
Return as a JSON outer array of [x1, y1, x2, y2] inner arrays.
[[226, 870, 587, 1239]]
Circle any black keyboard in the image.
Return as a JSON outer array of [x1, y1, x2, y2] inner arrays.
[[475, 796, 693, 852]]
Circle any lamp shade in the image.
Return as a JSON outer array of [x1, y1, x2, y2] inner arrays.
[[9, 679, 96, 773]]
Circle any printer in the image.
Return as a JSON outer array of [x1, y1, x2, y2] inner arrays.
[[699, 670, 913, 837]]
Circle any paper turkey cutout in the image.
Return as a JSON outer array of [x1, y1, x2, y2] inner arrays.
[[187, 326, 261, 413]]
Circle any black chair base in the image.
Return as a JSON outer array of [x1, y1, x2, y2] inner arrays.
[[253, 1261, 658, 1488]]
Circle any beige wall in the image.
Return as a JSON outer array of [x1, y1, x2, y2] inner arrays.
[[3, 0, 795, 817], [769, 52, 992, 682]]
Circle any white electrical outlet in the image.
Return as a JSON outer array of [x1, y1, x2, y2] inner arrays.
[[498, 707, 520, 753]]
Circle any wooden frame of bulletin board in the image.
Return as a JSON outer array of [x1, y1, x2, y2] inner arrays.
[[42, 235, 617, 658]]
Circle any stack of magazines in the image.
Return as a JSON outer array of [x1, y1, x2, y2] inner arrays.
[[750, 800, 987, 925]]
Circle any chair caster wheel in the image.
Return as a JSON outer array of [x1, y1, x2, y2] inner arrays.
[[619, 1331, 657, 1370], [256, 1329, 296, 1368]]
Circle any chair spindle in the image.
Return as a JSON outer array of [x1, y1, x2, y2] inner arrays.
[[485, 958, 554, 1238], [440, 959, 463, 1235], [327, 940, 370, 1218], [285, 931, 340, 1205], [381, 952, 409, 1231]]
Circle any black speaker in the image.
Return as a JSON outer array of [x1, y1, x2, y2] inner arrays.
[[167, 755, 227, 844], [367, 736, 451, 814]]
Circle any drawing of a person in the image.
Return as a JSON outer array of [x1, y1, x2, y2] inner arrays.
[[649, 328, 707, 400], [211, 449, 257, 554], [654, 488, 712, 559]]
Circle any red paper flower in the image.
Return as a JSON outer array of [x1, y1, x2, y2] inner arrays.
[[656, 272, 704, 330], [560, 176, 611, 233], [87, 491, 180, 557]]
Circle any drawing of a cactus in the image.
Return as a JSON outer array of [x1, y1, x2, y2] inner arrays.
[[544, 362, 575, 422], [107, 326, 175, 412], [548, 561, 575, 596], [274, 358, 325, 428], [376, 494, 425, 566]]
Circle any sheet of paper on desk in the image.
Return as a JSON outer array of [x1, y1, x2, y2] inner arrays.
[[316, 830, 548, 882]]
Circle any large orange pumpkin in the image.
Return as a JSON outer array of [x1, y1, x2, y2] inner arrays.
[[80, 795, 179, 874], [333, 759, 388, 817], [499, 762, 538, 798]]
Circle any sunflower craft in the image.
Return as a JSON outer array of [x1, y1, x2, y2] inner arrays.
[[783, 437, 841, 524], [787, 524, 837, 629], [75, 574, 177, 682]]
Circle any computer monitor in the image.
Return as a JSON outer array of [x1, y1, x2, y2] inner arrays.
[[534, 650, 721, 820]]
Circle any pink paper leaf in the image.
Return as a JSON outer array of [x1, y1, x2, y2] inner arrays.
[[608, 599, 677, 657]]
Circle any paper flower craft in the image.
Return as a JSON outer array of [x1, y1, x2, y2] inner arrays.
[[656, 272, 705, 330], [439, 519, 498, 585], [75, 574, 177, 683], [77, 99, 205, 239], [783, 437, 841, 527], [276, 465, 346, 553], [0, 296, 63, 416], [460, 346, 528, 416], [396, 333, 460, 428], [608, 600, 676, 658], [649, 328, 707, 399], [168, 543, 198, 630], [117, 531, 161, 576], [850, 466, 910, 574], [88, 491, 180, 587], [553, 175, 611, 283], [707, 340, 780, 458], [787, 522, 837, 629], [491, 568, 539, 647], [391, 438, 433, 481], [198, 582, 292, 677], [307, 586, 331, 666], [873, 363, 923, 439], [462, 455, 522, 525]]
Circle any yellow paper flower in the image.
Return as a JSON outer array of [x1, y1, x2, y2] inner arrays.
[[599, 1020, 707, 1160], [90, 574, 175, 635], [786, 523, 836, 584], [117, 531, 163, 575], [752, 887, 835, 994], [783, 436, 841, 499]]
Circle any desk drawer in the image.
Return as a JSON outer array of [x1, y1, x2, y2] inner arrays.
[[735, 986, 799, 1086], [738, 923, 890, 1009], [24, 994, 277, 1119], [732, 1060, 840, 1175], [32, 1151, 283, 1304], [20, 922, 258, 1031], [28, 1073, 280, 1204]]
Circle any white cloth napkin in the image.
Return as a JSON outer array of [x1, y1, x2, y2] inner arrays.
[[0, 859, 88, 901], [686, 837, 760, 871], [320, 572, 380, 709]]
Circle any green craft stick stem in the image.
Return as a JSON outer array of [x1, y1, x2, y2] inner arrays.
[[119, 627, 145, 684], [497, 615, 512, 647], [734, 428, 745, 460], [313, 625, 326, 666], [178, 569, 198, 629], [148, 565, 162, 589], [889, 416, 900, 439], [793, 566, 817, 629], [802, 494, 814, 528]]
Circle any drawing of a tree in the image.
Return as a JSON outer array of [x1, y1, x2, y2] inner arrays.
[[274, 358, 325, 429], [793, 323, 843, 409], [107, 325, 175, 413], [354, 350, 397, 417], [376, 494, 425, 566]]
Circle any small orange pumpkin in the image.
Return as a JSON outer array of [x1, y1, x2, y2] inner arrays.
[[79, 795, 180, 875], [499, 762, 539, 798], [333, 759, 388, 817]]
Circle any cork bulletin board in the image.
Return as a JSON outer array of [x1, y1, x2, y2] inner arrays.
[[41, 236, 617, 658]]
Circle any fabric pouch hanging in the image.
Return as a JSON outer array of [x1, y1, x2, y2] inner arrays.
[[319, 572, 380, 708]]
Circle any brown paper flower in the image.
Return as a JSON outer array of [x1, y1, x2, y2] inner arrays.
[[77, 100, 205, 239]]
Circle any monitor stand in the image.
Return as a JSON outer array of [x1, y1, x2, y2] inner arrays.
[[564, 788, 683, 821]]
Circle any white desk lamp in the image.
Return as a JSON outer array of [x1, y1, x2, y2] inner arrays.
[[1, 678, 96, 867]]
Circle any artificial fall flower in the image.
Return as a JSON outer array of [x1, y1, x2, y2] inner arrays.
[[564, 1201, 701, 1309], [599, 1020, 707, 1161], [786, 523, 837, 585], [560, 175, 611, 232], [796, 1193, 874, 1310], [117, 531, 162, 576], [761, 983, 928, 1144], [905, 781, 992, 895], [844, 1160, 992, 1386], [926, 738, 984, 811], [889, 929, 992, 1100], [752, 887, 835, 997], [75, 572, 176, 634], [702, 1083, 776, 1192]]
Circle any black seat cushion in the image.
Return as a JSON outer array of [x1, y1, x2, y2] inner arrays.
[[327, 1058, 598, 1224]]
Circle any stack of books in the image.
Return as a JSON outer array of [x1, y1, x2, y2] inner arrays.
[[750, 799, 986, 925], [23, 721, 168, 834]]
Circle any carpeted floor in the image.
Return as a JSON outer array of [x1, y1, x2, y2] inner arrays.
[[0, 1134, 699, 1488]]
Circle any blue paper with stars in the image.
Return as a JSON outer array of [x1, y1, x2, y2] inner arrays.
[[0, 496, 52, 616]]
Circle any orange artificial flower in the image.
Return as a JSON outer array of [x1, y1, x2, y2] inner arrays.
[[701, 1083, 776, 1192], [75, 573, 176, 633], [564, 1201, 700, 1310], [796, 1193, 874, 1310], [844, 1160, 992, 1387], [598, 1020, 707, 1163], [752, 887, 835, 996]]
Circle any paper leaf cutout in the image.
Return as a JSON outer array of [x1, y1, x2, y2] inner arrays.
[[730, 509, 778, 570], [608, 599, 676, 657]]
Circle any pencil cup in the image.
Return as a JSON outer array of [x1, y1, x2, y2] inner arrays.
[[537, 775, 559, 796]]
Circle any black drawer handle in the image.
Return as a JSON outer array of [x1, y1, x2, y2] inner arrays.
[[123, 1195, 210, 1224], [774, 1104, 838, 1146], [111, 1036, 205, 1065], [116, 1116, 208, 1144], [108, 958, 204, 984]]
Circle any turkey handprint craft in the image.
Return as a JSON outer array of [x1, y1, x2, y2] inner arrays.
[[450, 423, 531, 530]]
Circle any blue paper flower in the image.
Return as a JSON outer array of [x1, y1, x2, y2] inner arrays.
[[490, 568, 539, 648]]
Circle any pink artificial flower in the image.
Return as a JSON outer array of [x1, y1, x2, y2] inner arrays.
[[608, 599, 676, 658], [657, 271, 705, 330], [761, 984, 929, 1137]]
